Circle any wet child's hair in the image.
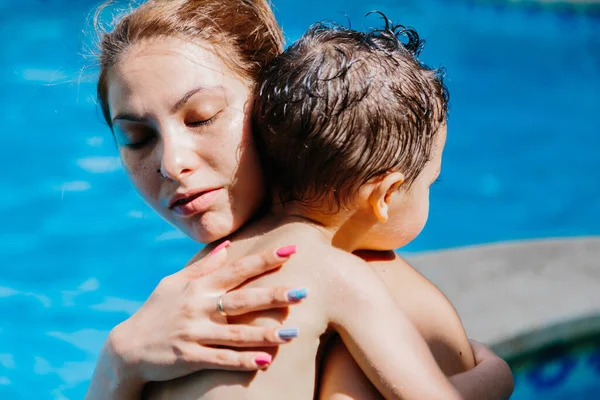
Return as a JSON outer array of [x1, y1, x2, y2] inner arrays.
[[253, 16, 448, 210]]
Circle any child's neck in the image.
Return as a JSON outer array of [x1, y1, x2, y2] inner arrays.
[[267, 200, 378, 253]]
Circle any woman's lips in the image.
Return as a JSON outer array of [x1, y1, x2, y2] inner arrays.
[[171, 188, 223, 217]]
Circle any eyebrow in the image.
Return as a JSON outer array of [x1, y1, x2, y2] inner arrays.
[[112, 85, 224, 123], [170, 86, 208, 114]]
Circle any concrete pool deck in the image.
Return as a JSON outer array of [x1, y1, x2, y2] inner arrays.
[[405, 237, 600, 357]]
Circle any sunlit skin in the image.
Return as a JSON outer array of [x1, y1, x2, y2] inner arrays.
[[106, 38, 487, 400], [107, 39, 265, 244], [366, 126, 445, 248], [331, 125, 446, 252], [108, 38, 463, 400]]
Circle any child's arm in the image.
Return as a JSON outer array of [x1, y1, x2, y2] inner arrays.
[[324, 255, 462, 400], [318, 335, 383, 400], [318, 337, 513, 400], [449, 340, 514, 400]]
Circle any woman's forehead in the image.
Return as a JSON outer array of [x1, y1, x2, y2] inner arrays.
[[118, 38, 228, 86], [107, 38, 236, 113]]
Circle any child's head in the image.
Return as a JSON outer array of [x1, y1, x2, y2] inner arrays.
[[253, 19, 448, 249]]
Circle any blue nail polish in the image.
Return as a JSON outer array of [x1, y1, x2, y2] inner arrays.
[[277, 328, 299, 340], [287, 288, 308, 301]]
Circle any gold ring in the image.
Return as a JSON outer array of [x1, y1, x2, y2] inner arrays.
[[217, 296, 228, 317]]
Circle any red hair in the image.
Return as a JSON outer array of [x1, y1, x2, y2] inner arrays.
[[94, 0, 284, 127]]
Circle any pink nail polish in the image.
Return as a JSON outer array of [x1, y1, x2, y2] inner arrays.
[[255, 355, 272, 366], [210, 240, 231, 255], [276, 245, 296, 257]]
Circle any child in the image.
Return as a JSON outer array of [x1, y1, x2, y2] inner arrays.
[[146, 21, 466, 400]]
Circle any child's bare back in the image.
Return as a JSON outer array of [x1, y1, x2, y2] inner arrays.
[[145, 221, 328, 399], [145, 219, 457, 400]]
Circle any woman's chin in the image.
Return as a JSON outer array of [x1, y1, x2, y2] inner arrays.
[[182, 216, 235, 244]]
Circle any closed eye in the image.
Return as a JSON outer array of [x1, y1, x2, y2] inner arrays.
[[114, 124, 156, 151], [186, 110, 222, 129], [124, 136, 154, 150]]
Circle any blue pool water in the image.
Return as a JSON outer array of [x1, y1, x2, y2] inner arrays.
[[0, 0, 599, 398], [510, 337, 600, 399]]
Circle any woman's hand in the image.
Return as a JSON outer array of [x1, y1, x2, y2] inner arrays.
[[86, 244, 305, 400]]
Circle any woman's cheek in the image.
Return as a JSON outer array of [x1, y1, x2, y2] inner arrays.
[[121, 155, 161, 204]]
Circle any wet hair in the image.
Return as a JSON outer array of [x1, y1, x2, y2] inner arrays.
[[94, 0, 283, 128], [253, 17, 448, 210]]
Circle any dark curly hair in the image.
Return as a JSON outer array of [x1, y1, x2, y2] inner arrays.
[[253, 15, 449, 210]]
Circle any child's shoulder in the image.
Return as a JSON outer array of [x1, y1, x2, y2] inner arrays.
[[294, 239, 368, 271], [295, 243, 388, 298], [370, 256, 476, 373], [258, 223, 364, 265], [259, 226, 374, 283]]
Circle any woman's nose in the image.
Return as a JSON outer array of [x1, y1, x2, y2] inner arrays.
[[159, 131, 200, 182]]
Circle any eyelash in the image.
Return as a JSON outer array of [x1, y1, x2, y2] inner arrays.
[[124, 112, 222, 150], [186, 111, 222, 129], [433, 176, 442, 185], [124, 134, 155, 150]]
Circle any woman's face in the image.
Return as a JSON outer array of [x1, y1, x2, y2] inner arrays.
[[107, 38, 265, 243]]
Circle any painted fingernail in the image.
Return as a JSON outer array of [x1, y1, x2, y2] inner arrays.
[[277, 328, 299, 340], [287, 288, 308, 301], [276, 245, 296, 257], [255, 354, 272, 367], [210, 240, 231, 255]]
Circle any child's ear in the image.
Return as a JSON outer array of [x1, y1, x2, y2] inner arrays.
[[368, 172, 405, 223]]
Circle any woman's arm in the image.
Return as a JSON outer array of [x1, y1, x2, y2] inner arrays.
[[86, 244, 306, 400], [87, 334, 143, 399]]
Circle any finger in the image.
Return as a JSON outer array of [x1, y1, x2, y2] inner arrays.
[[208, 246, 296, 289], [200, 324, 298, 347], [197, 347, 275, 371], [220, 287, 308, 316], [184, 241, 231, 279]]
